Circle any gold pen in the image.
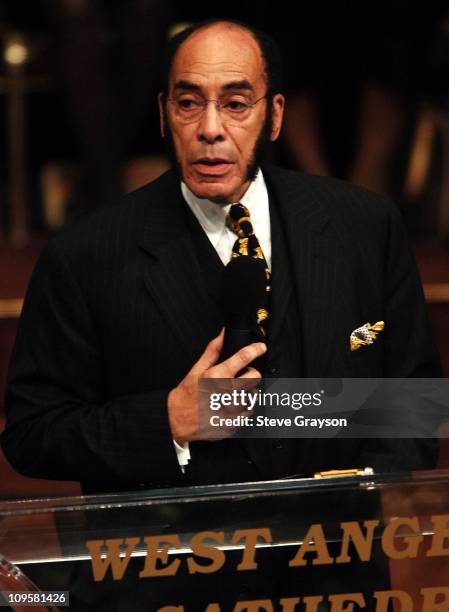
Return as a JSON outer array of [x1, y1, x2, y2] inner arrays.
[[314, 467, 374, 479]]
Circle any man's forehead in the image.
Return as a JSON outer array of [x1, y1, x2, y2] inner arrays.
[[169, 26, 265, 89]]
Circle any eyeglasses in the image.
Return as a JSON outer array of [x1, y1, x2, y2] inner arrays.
[[167, 94, 267, 125]]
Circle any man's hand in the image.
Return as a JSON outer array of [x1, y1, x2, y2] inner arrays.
[[167, 330, 266, 444]]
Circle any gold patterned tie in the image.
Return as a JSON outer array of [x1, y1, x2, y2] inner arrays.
[[226, 203, 270, 337]]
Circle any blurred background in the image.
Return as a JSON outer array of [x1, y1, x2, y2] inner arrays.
[[0, 1, 448, 497]]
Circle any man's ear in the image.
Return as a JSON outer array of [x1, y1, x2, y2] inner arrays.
[[269, 93, 285, 142], [157, 92, 166, 138]]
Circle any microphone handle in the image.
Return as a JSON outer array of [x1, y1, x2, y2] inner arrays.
[[221, 327, 254, 362]]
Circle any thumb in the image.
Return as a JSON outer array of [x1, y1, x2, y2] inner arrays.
[[191, 329, 224, 375]]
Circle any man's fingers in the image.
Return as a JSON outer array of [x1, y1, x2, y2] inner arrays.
[[236, 367, 262, 395], [215, 342, 267, 378], [238, 367, 262, 380], [191, 329, 225, 375]]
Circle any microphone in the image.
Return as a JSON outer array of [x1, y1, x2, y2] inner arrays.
[[220, 256, 267, 362]]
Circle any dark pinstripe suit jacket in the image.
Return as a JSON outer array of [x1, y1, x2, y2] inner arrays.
[[1, 165, 441, 493]]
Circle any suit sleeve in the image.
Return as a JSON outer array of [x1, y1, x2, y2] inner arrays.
[[382, 199, 441, 378], [1, 240, 186, 491], [359, 198, 442, 472]]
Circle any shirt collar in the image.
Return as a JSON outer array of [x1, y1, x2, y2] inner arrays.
[[180, 168, 269, 238]]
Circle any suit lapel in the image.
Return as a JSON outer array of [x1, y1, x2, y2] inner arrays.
[[263, 165, 344, 377], [266, 190, 292, 354], [137, 172, 222, 364]]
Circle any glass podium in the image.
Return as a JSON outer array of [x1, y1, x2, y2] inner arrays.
[[0, 470, 449, 611]]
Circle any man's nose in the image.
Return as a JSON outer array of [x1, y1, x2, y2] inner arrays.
[[197, 101, 226, 143]]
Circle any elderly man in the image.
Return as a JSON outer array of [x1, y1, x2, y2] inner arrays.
[[1, 19, 440, 495]]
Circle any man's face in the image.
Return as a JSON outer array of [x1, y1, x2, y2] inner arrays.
[[158, 24, 284, 204]]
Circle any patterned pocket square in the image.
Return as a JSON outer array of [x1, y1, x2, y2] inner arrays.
[[350, 321, 384, 352]]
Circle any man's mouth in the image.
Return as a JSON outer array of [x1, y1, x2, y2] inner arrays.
[[193, 158, 232, 175]]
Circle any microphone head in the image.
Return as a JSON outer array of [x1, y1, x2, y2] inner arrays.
[[222, 256, 267, 316]]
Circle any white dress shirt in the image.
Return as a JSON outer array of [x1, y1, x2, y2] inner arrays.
[[174, 168, 271, 470]]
